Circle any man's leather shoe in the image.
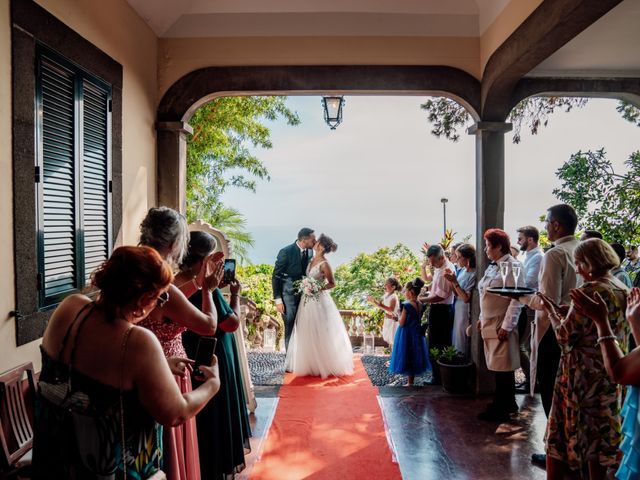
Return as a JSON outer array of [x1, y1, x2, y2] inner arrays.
[[531, 453, 546, 469]]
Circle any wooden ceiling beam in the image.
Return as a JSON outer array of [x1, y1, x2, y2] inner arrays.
[[481, 0, 623, 120]]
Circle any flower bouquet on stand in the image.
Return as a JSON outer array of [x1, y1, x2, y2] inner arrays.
[[294, 276, 325, 304]]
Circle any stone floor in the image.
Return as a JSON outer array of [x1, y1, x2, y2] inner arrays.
[[242, 352, 549, 479], [378, 387, 547, 480]]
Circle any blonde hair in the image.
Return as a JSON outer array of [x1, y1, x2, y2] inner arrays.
[[574, 238, 620, 278]]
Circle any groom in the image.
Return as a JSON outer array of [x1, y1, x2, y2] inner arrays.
[[272, 227, 316, 350]]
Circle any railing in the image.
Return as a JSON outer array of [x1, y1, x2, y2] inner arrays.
[[339, 310, 388, 351], [240, 306, 384, 351], [338, 309, 370, 336]]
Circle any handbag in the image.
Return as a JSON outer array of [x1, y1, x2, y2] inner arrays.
[[39, 303, 95, 409], [119, 326, 166, 480]]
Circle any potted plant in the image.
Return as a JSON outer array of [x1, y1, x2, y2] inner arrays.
[[436, 346, 474, 394], [429, 347, 442, 385]]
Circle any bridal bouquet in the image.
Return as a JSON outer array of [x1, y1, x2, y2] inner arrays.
[[294, 276, 325, 304]]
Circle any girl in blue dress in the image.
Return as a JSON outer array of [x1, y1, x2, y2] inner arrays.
[[389, 278, 431, 386]]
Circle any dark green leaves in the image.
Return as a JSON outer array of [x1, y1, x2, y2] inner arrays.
[[332, 244, 420, 310], [554, 149, 640, 244], [186, 96, 300, 262]]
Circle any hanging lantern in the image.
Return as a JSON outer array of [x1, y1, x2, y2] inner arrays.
[[321, 96, 345, 130]]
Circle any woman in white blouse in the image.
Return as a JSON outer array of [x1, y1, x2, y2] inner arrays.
[[476, 228, 525, 422], [444, 243, 476, 357]]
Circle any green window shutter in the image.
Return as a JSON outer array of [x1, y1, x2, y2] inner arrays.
[[36, 47, 112, 308], [39, 56, 78, 304], [81, 79, 111, 282]]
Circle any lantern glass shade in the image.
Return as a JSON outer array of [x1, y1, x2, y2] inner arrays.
[[322, 96, 344, 130]]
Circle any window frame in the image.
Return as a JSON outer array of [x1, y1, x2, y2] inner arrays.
[[34, 45, 113, 308], [11, 0, 122, 345]]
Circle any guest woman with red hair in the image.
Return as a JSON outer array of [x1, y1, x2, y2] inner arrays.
[[476, 228, 525, 421], [33, 246, 221, 479]]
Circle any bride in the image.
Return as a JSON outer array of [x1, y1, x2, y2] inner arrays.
[[285, 234, 354, 378]]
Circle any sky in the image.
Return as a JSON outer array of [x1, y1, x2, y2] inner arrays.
[[220, 96, 639, 267]]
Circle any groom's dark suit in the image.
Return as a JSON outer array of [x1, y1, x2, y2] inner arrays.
[[272, 241, 312, 349]]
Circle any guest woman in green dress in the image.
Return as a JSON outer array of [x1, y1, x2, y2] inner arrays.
[[178, 231, 252, 479]]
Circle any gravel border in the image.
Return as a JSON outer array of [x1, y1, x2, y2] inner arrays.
[[361, 354, 433, 386], [247, 351, 286, 385], [247, 350, 433, 387]]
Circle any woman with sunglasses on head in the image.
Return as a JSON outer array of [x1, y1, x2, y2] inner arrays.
[[138, 207, 224, 480], [33, 246, 221, 479]]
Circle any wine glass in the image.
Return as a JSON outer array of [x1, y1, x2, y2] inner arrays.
[[499, 261, 510, 289], [512, 262, 522, 289]]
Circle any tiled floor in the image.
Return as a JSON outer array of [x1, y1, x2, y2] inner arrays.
[[378, 387, 547, 480], [242, 386, 548, 479]]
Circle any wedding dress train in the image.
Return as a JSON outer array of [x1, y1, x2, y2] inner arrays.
[[285, 261, 354, 378]]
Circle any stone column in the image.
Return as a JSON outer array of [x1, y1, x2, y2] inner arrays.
[[467, 121, 512, 394], [157, 121, 193, 213]]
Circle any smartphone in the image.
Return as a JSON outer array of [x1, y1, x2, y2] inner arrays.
[[194, 336, 217, 371], [224, 258, 236, 283]]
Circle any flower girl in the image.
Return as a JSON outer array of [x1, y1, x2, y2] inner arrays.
[[368, 277, 402, 350], [388, 278, 431, 386]]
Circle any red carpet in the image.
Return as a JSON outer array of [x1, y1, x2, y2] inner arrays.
[[250, 355, 402, 480]]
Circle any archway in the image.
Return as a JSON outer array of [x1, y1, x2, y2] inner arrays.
[[156, 65, 480, 211], [156, 65, 640, 393]]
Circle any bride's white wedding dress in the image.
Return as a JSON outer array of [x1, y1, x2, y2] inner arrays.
[[285, 260, 354, 378]]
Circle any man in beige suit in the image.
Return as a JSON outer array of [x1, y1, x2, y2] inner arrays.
[[518, 204, 579, 468]]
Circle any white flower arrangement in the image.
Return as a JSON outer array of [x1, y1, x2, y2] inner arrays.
[[294, 276, 325, 303]]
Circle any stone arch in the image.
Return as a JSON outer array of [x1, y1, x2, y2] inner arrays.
[[158, 65, 481, 124], [155, 65, 502, 396], [155, 65, 482, 211]]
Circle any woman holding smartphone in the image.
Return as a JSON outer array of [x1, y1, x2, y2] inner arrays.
[[180, 231, 252, 479], [138, 207, 224, 480], [32, 246, 221, 479]]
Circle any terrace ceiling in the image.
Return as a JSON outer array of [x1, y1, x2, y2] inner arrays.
[[128, 0, 640, 84], [126, 0, 512, 38], [527, 0, 640, 78]]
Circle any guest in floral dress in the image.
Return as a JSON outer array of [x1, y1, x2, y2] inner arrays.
[[138, 207, 224, 480], [572, 286, 640, 480], [539, 238, 630, 479]]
